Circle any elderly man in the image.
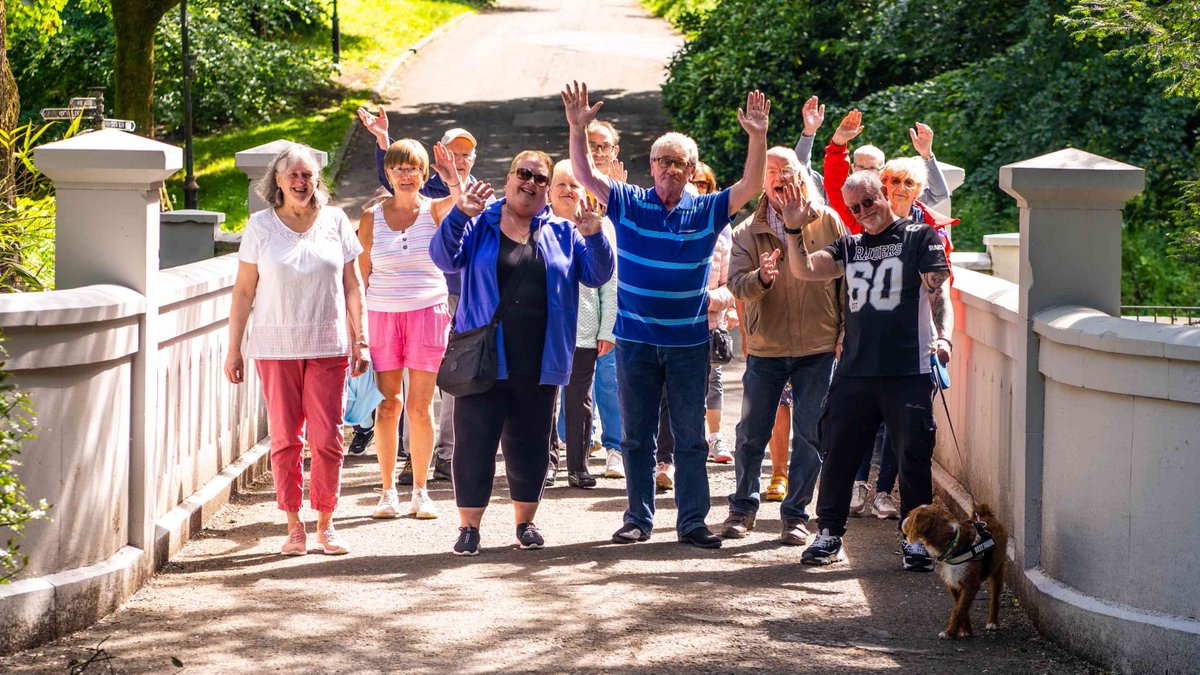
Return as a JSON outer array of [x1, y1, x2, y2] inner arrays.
[[721, 147, 846, 545], [562, 81, 768, 549], [780, 171, 952, 571], [357, 107, 485, 484]]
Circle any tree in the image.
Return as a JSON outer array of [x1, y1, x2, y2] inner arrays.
[[1, 0, 18, 206], [111, 0, 179, 137]]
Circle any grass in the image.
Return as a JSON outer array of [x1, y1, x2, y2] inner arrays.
[[165, 0, 489, 232]]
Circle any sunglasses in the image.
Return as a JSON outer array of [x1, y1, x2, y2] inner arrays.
[[653, 157, 692, 171], [847, 197, 877, 215], [513, 167, 550, 187]]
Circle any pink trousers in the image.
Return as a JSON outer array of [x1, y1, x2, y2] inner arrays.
[[256, 356, 349, 512]]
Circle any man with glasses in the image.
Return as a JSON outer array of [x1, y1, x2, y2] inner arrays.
[[358, 107, 488, 485], [721, 147, 845, 546], [778, 171, 952, 572], [816, 108, 950, 234], [561, 81, 769, 549]]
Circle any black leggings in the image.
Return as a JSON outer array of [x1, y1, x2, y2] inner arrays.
[[815, 374, 936, 536], [452, 379, 557, 508]]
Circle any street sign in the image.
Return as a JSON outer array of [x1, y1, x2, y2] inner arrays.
[[69, 97, 97, 108], [101, 119, 137, 132], [40, 107, 96, 120]]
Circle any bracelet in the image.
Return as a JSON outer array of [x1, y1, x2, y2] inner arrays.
[[444, 182, 461, 189], [353, 340, 369, 348], [935, 336, 953, 349], [783, 226, 803, 235]]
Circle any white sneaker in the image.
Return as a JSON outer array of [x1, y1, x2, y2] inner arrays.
[[872, 491, 899, 519], [655, 462, 675, 490], [409, 489, 439, 519], [604, 449, 625, 478], [372, 488, 401, 519], [590, 439, 606, 459], [849, 481, 871, 516]]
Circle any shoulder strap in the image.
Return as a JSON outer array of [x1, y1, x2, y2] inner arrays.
[[487, 224, 543, 327]]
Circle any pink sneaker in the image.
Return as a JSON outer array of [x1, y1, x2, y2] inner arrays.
[[281, 522, 307, 556], [317, 525, 350, 555]]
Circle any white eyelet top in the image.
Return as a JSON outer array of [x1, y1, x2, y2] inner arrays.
[[238, 206, 363, 359]]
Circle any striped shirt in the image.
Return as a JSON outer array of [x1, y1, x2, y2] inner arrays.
[[606, 180, 731, 347], [365, 201, 448, 313]]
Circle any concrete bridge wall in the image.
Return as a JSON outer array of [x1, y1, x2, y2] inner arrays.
[[934, 152, 1200, 673], [0, 131, 269, 653]]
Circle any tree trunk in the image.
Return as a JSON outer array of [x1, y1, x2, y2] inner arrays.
[[111, 0, 178, 138], [0, 0, 19, 206]]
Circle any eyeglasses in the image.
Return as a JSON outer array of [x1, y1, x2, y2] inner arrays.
[[450, 151, 476, 162], [847, 196, 878, 215], [766, 167, 796, 178], [853, 163, 882, 174], [513, 167, 550, 187], [588, 142, 615, 154], [886, 176, 918, 189], [653, 156, 692, 171], [388, 166, 423, 176]]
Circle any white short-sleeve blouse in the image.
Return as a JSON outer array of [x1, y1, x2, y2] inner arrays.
[[238, 205, 363, 359]]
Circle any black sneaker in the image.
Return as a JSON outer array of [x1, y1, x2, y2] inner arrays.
[[801, 529, 845, 565], [397, 458, 414, 486], [347, 428, 373, 456], [453, 526, 480, 556], [433, 457, 453, 482], [901, 538, 934, 572], [611, 522, 651, 544], [567, 471, 596, 489], [517, 522, 544, 549]]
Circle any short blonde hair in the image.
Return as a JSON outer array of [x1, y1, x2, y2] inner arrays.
[[552, 159, 575, 180], [257, 143, 330, 208], [509, 150, 553, 175], [383, 138, 429, 177], [880, 157, 929, 194]]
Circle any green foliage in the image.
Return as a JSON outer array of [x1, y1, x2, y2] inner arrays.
[[0, 340, 49, 584], [661, 0, 1200, 305], [642, 0, 717, 35], [4, 0, 107, 43]]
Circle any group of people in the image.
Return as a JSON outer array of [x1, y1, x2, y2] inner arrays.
[[223, 80, 954, 569]]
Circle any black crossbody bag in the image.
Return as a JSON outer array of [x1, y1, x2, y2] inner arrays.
[[436, 227, 541, 397]]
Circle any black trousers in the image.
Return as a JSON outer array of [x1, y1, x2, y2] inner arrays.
[[452, 379, 557, 508], [551, 347, 598, 474], [815, 374, 936, 536]]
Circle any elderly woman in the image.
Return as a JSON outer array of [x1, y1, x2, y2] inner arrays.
[[359, 140, 463, 520], [547, 159, 617, 489], [224, 144, 368, 556], [430, 151, 614, 555]]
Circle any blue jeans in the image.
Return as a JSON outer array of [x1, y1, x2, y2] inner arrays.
[[729, 353, 835, 522], [592, 349, 622, 450], [616, 339, 710, 535]]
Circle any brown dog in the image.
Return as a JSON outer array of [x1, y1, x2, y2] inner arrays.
[[902, 503, 1008, 639]]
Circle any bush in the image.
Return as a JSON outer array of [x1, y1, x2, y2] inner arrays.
[[661, 0, 1200, 305], [0, 340, 49, 584]]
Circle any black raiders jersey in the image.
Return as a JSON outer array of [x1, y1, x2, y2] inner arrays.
[[823, 218, 949, 377]]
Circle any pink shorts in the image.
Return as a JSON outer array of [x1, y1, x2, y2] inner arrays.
[[368, 304, 451, 373]]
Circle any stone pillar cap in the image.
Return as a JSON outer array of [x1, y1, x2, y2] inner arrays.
[[234, 140, 328, 172], [160, 210, 226, 225], [1000, 148, 1144, 207], [34, 129, 182, 186], [935, 160, 964, 192]]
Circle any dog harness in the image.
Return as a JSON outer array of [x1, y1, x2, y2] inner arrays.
[[937, 519, 997, 570]]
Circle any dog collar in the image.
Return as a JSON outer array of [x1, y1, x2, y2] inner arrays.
[[938, 521, 996, 565]]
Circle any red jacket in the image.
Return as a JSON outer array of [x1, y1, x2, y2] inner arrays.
[[823, 141, 861, 234]]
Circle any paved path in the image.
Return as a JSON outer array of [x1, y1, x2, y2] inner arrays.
[[2, 2, 1098, 672]]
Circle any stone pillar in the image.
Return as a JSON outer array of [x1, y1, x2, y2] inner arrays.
[[998, 149, 1143, 572], [34, 129, 182, 556], [234, 140, 328, 215], [159, 209, 225, 268], [930, 159, 964, 214]]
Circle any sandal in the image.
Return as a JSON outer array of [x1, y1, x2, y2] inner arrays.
[[764, 475, 788, 502]]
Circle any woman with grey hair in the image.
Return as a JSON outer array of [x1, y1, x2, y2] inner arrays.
[[224, 143, 369, 556]]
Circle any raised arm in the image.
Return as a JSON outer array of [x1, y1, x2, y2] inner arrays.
[[778, 182, 844, 281], [430, 182, 494, 273], [727, 90, 770, 216], [429, 142, 465, 223], [561, 81, 611, 204], [794, 95, 825, 167], [572, 195, 616, 288], [358, 105, 395, 193]]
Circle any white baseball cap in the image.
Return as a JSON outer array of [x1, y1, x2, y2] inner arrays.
[[440, 128, 478, 147]]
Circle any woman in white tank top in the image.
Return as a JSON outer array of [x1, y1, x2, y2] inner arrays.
[[358, 140, 462, 521]]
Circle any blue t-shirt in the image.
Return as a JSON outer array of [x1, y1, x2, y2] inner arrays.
[[605, 179, 731, 347]]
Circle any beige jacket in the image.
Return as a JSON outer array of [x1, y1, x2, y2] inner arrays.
[[728, 199, 845, 358]]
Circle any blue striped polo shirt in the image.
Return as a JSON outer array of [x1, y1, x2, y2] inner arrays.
[[606, 179, 731, 347]]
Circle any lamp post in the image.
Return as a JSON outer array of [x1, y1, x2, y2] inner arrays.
[[181, 0, 198, 209], [332, 0, 341, 65]]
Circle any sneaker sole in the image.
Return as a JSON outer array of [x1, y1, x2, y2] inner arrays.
[[714, 457, 733, 464], [320, 547, 349, 555], [874, 511, 899, 520], [904, 562, 934, 572], [372, 511, 400, 519], [801, 550, 846, 565], [413, 512, 439, 520], [281, 548, 308, 556], [518, 542, 544, 550], [453, 549, 480, 556]]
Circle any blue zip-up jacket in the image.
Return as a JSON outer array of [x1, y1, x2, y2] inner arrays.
[[430, 199, 615, 386]]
